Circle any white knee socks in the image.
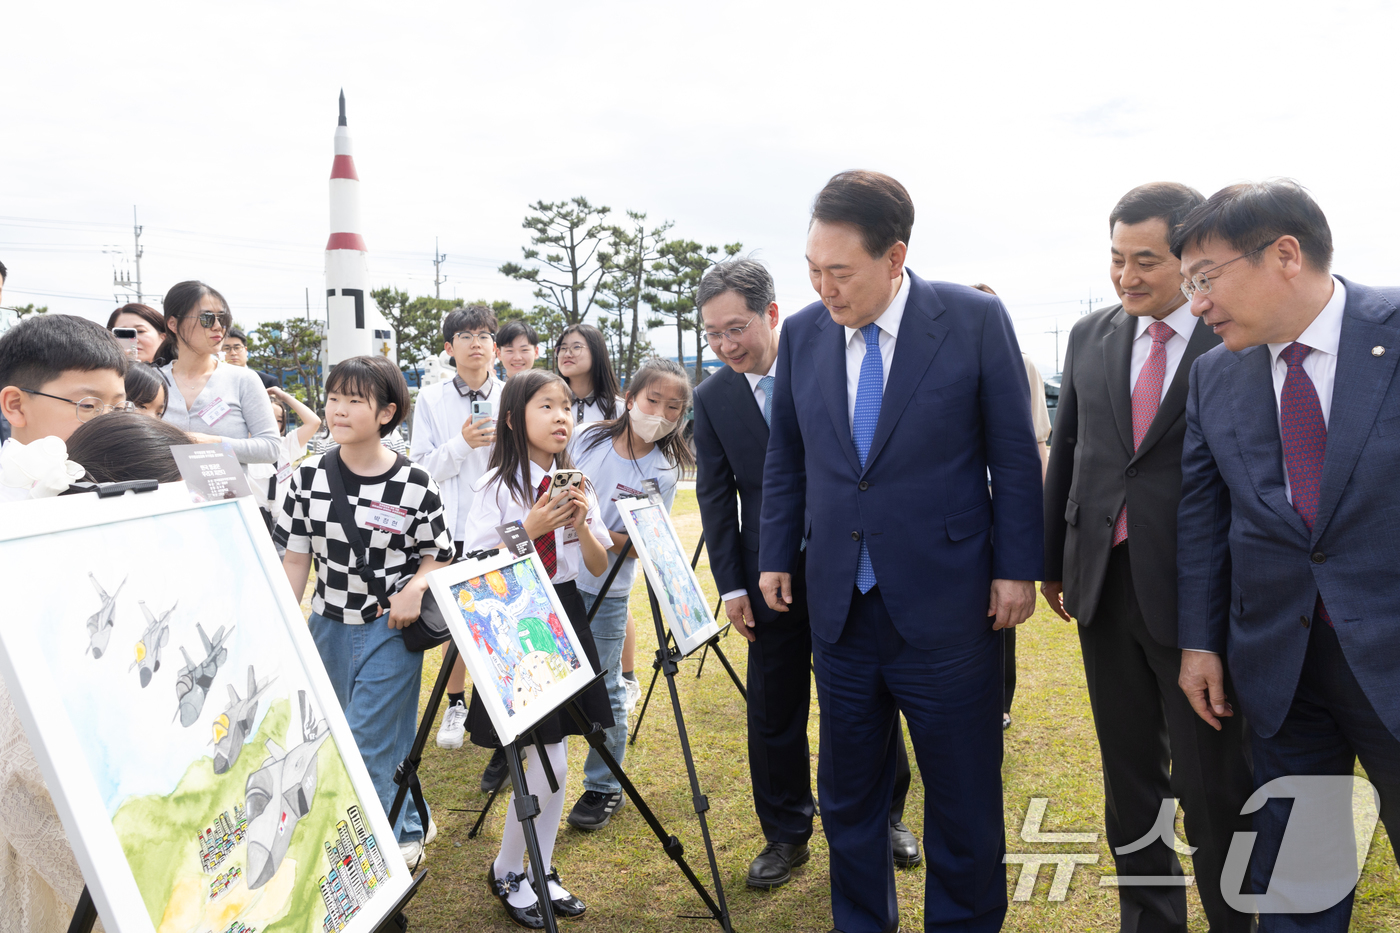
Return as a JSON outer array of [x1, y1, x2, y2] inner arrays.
[[492, 738, 569, 908]]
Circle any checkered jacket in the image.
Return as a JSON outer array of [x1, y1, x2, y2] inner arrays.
[[274, 453, 454, 623]]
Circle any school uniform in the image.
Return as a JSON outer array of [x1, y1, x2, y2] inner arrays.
[[409, 373, 504, 541], [461, 462, 616, 747]]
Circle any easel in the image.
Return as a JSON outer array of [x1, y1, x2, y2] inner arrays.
[[395, 546, 733, 930], [629, 532, 746, 746]]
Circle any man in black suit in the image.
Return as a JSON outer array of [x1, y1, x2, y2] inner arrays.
[[693, 258, 917, 890], [1043, 183, 1254, 933]]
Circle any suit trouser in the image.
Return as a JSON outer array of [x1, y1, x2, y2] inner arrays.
[[813, 586, 1005, 933], [1248, 611, 1400, 933], [747, 609, 914, 843], [1080, 544, 1254, 933]]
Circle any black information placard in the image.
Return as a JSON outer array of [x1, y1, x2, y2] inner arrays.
[[496, 520, 535, 558]]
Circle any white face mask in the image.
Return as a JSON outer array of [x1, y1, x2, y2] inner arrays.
[[628, 406, 680, 443]]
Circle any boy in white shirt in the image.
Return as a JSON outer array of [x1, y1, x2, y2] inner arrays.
[[408, 304, 503, 748]]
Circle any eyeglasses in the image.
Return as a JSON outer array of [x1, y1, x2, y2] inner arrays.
[[1179, 242, 1272, 301], [556, 342, 588, 357], [197, 310, 232, 329], [21, 389, 135, 421], [453, 331, 495, 345], [703, 315, 760, 346]]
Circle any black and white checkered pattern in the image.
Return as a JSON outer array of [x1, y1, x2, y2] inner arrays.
[[274, 453, 454, 623]]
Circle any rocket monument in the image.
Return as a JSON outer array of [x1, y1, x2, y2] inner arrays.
[[325, 90, 376, 364]]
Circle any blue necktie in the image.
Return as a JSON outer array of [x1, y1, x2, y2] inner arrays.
[[758, 374, 774, 426], [853, 323, 882, 593]]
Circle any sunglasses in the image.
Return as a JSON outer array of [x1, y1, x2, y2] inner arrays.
[[197, 310, 232, 329]]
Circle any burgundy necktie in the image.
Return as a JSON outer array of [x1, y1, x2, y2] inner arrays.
[[533, 476, 557, 579], [1279, 342, 1330, 624], [1113, 321, 1172, 546]]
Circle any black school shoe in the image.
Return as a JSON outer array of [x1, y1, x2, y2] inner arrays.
[[566, 790, 626, 830], [531, 866, 586, 919], [481, 747, 509, 794], [746, 841, 810, 889], [891, 822, 922, 868], [486, 866, 545, 930]]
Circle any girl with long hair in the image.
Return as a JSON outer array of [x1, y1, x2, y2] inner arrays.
[[460, 369, 614, 927], [553, 324, 620, 424]]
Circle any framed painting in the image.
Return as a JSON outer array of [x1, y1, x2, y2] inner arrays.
[[424, 548, 595, 747], [615, 495, 719, 657], [0, 486, 413, 933]]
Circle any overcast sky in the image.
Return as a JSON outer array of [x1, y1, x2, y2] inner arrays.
[[5, 0, 1398, 374]]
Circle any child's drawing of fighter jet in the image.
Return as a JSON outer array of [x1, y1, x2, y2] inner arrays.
[[243, 691, 327, 889], [86, 573, 126, 658], [173, 622, 233, 727], [211, 664, 275, 774], [129, 600, 173, 687]]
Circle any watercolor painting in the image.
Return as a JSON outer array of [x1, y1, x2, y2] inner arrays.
[[616, 496, 720, 657], [426, 549, 596, 747], [0, 492, 411, 933]]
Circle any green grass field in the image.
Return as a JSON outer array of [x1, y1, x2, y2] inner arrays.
[[387, 491, 1400, 931]]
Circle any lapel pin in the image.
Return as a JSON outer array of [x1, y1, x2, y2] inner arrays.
[[1373, 346, 1386, 357]]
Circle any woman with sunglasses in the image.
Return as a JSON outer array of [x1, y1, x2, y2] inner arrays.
[[155, 280, 280, 470]]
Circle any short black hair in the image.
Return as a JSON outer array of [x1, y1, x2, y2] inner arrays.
[[0, 260, 9, 282], [1172, 179, 1333, 272], [123, 362, 166, 412], [1109, 182, 1204, 237], [811, 170, 915, 258], [224, 326, 248, 345], [496, 319, 539, 347], [324, 355, 410, 437], [442, 304, 498, 343], [698, 258, 775, 314], [66, 412, 191, 484], [0, 313, 130, 390]]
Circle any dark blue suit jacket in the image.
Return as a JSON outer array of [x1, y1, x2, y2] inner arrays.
[[759, 270, 1044, 649], [1178, 277, 1400, 740]]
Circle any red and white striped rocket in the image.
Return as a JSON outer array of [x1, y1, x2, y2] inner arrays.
[[325, 90, 375, 364]]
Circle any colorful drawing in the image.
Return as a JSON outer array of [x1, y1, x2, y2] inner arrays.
[[0, 493, 412, 933], [449, 560, 581, 716], [130, 599, 174, 687], [427, 548, 597, 746], [86, 572, 126, 659], [318, 805, 392, 932], [212, 665, 276, 774], [617, 497, 720, 657], [174, 621, 234, 727]]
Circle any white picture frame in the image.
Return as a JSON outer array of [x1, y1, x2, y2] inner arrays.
[[424, 548, 597, 747], [0, 487, 413, 933], [615, 495, 720, 657]]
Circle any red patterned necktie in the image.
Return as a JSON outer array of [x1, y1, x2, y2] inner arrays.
[[1113, 320, 1173, 546], [1279, 342, 1331, 625], [533, 476, 557, 579]]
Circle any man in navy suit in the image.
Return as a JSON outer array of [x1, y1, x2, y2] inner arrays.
[[1176, 180, 1400, 931], [693, 259, 919, 891], [760, 171, 1044, 933]]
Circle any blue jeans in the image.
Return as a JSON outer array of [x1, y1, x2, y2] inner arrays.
[[579, 592, 629, 794], [309, 612, 427, 843]]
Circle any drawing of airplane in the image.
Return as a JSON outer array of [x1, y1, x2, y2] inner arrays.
[[244, 691, 327, 890], [211, 665, 276, 774], [173, 622, 233, 727], [129, 600, 174, 687], [86, 573, 126, 659]]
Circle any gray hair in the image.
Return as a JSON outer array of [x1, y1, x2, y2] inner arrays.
[[697, 258, 775, 315]]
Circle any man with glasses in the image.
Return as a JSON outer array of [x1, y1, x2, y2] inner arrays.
[[409, 304, 503, 752], [1043, 183, 1253, 933], [1176, 180, 1400, 930], [693, 258, 919, 892]]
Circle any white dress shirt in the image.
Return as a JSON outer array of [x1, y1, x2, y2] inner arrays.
[[1129, 300, 1197, 400], [1268, 276, 1345, 503], [463, 459, 611, 585], [408, 372, 503, 539], [843, 272, 912, 432]]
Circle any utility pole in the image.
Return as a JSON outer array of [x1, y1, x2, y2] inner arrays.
[[1044, 320, 1067, 373], [305, 287, 311, 322], [432, 237, 447, 300], [1080, 289, 1108, 317], [113, 206, 144, 302]]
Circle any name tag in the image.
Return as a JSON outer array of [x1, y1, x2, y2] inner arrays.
[[612, 481, 644, 502], [561, 525, 580, 545], [364, 501, 409, 534], [275, 461, 297, 485], [198, 397, 232, 426]]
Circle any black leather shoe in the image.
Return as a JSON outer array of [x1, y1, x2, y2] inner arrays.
[[891, 822, 921, 868], [746, 841, 810, 889], [486, 866, 545, 929], [481, 747, 509, 794], [532, 866, 586, 919]]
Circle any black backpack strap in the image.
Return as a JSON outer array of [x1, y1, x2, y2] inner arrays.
[[322, 447, 392, 615]]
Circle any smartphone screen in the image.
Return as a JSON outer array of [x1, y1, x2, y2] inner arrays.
[[112, 327, 139, 360], [471, 400, 493, 420]]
